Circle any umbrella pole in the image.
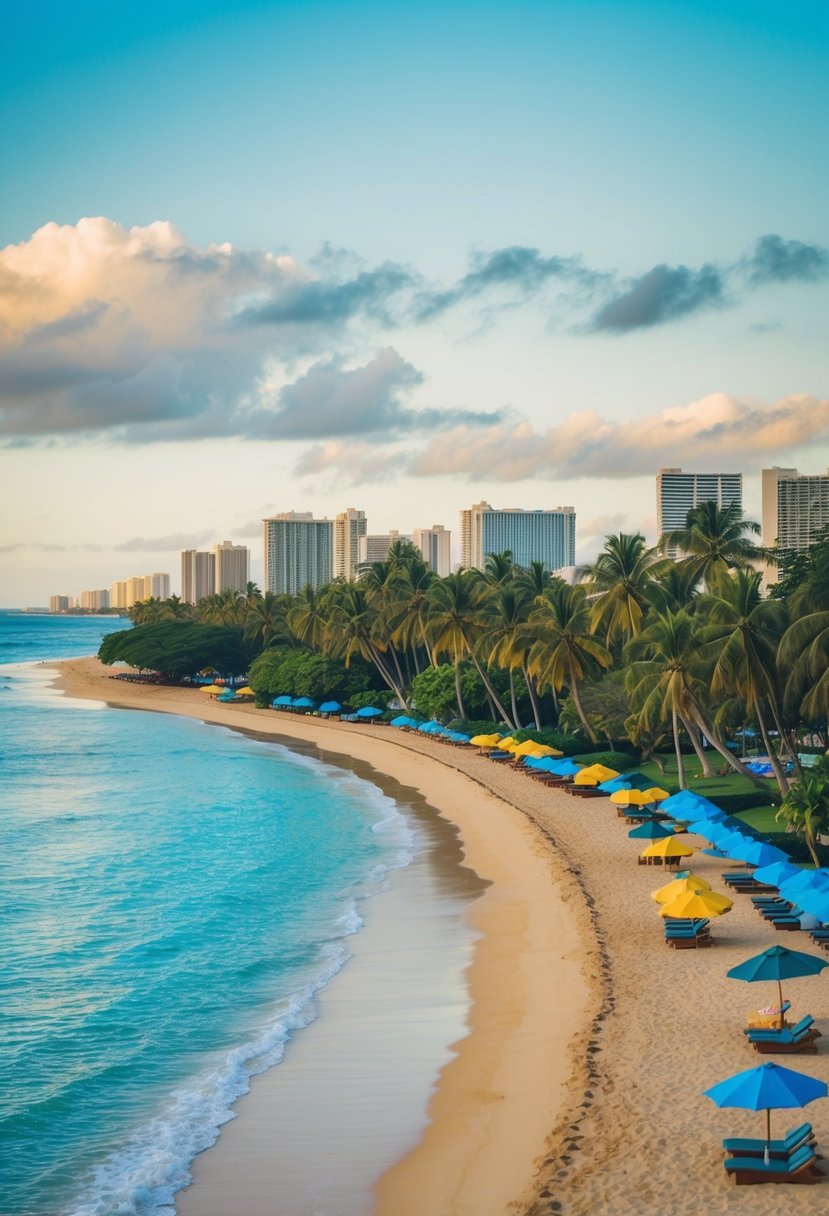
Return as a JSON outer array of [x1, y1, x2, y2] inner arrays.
[[765, 1109, 771, 1166], [778, 978, 784, 1029]]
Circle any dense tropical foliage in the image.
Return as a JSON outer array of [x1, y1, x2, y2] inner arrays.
[[98, 512, 829, 794]]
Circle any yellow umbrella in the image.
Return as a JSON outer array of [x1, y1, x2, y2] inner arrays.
[[235, 687, 255, 697], [497, 737, 517, 749], [200, 684, 223, 694], [610, 788, 650, 806], [512, 739, 546, 757], [533, 744, 563, 757], [641, 837, 694, 859], [643, 787, 670, 801], [659, 888, 734, 918], [574, 763, 620, 785], [469, 733, 502, 747], [651, 874, 713, 904]]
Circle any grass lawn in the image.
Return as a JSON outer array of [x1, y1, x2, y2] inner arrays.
[[637, 753, 777, 803]]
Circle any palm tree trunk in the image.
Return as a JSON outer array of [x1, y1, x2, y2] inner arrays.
[[523, 665, 542, 730], [754, 697, 790, 797], [679, 711, 715, 777], [672, 705, 687, 790], [365, 639, 411, 711], [462, 635, 515, 728], [686, 700, 770, 789], [508, 670, 519, 728], [454, 658, 467, 720], [567, 660, 597, 742]]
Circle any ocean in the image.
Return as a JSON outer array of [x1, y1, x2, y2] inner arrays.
[[0, 614, 473, 1215]]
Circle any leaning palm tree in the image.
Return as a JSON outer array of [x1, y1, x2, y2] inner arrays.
[[324, 582, 411, 710], [479, 581, 539, 728], [525, 581, 611, 742], [697, 568, 791, 795], [584, 532, 671, 645], [661, 501, 767, 590], [244, 591, 289, 652], [425, 571, 515, 725]]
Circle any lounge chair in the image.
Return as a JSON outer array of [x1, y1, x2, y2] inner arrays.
[[723, 1123, 815, 1160], [723, 1142, 822, 1184], [745, 1016, 822, 1054]]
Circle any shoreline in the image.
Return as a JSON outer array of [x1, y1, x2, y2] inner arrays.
[[47, 661, 829, 1216], [49, 659, 595, 1216]]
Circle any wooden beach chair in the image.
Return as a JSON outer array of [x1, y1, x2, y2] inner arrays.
[[724, 1142, 823, 1184], [723, 1123, 815, 1160]]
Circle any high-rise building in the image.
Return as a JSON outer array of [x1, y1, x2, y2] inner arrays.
[[80, 589, 111, 610], [358, 530, 411, 568], [413, 524, 451, 576], [656, 468, 743, 558], [126, 576, 148, 608], [333, 508, 367, 581], [181, 550, 216, 604], [213, 541, 250, 593], [109, 581, 128, 609], [459, 502, 575, 572], [762, 466, 829, 583], [49, 595, 71, 613], [147, 572, 171, 599], [263, 513, 334, 595]]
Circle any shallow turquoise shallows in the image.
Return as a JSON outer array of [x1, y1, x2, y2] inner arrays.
[[0, 615, 412, 1215]]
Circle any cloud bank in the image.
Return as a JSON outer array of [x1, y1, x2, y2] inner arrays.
[[1, 218, 827, 445], [295, 393, 829, 483]]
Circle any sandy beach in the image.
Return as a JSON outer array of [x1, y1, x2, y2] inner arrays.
[[51, 658, 829, 1216]]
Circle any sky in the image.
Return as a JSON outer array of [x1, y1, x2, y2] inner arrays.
[[1, 0, 828, 605]]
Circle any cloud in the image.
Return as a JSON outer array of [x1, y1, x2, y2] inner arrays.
[[249, 347, 495, 439], [413, 246, 590, 320], [299, 393, 829, 484], [746, 234, 829, 285], [294, 439, 404, 485], [237, 263, 416, 327], [591, 263, 724, 331], [114, 531, 215, 552], [0, 542, 103, 553]]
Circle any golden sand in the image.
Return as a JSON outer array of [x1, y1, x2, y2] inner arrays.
[[50, 659, 829, 1215]]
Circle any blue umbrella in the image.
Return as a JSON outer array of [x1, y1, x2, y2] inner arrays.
[[752, 860, 802, 888], [727, 944, 828, 1027], [550, 758, 583, 776], [273, 694, 293, 706], [355, 706, 383, 718], [293, 696, 316, 708], [662, 790, 720, 816], [598, 772, 653, 792], [795, 888, 829, 922], [628, 820, 675, 840], [727, 839, 790, 867], [779, 870, 829, 900], [319, 700, 342, 714], [390, 714, 412, 726], [704, 1061, 828, 1161]]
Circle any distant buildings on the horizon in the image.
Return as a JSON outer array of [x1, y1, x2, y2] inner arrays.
[[45, 465, 829, 609]]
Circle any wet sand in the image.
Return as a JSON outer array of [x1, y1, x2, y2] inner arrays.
[[50, 659, 593, 1216]]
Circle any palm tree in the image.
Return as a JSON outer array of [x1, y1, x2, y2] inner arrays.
[[661, 501, 767, 589], [324, 582, 411, 709], [515, 560, 552, 602], [288, 584, 328, 649], [525, 582, 611, 742], [483, 550, 514, 586], [386, 562, 436, 672], [778, 544, 829, 728], [584, 532, 671, 644], [244, 591, 289, 651], [480, 581, 538, 727], [425, 572, 515, 725], [698, 569, 790, 795], [775, 763, 829, 868]]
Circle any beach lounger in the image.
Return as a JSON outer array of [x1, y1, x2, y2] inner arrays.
[[723, 1142, 822, 1184], [746, 1017, 821, 1054], [723, 1123, 815, 1160]]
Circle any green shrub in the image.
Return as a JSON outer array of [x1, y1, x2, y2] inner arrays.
[[761, 832, 829, 866], [713, 791, 778, 815], [445, 718, 503, 735], [573, 750, 638, 771]]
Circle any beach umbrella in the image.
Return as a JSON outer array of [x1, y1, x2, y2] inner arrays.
[[641, 837, 694, 861], [355, 706, 383, 718], [234, 686, 255, 697], [778, 870, 829, 901], [628, 820, 675, 840], [574, 764, 619, 786], [598, 772, 653, 792], [293, 697, 316, 709], [320, 701, 343, 714], [547, 758, 583, 776], [659, 887, 733, 918], [511, 739, 546, 757], [273, 695, 293, 706], [704, 1061, 828, 1163], [794, 888, 829, 923], [661, 790, 719, 816], [726, 839, 789, 868], [610, 788, 650, 807], [651, 873, 713, 903], [469, 733, 502, 747], [751, 860, 801, 888], [531, 743, 563, 757], [727, 945, 829, 1028], [200, 684, 223, 694], [643, 787, 670, 802]]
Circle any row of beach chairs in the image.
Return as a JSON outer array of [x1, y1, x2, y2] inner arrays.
[[723, 1123, 822, 1185]]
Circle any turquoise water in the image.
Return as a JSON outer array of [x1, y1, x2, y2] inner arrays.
[[0, 615, 414, 1215]]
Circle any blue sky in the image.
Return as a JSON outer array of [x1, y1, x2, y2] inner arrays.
[[2, 1, 828, 603]]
